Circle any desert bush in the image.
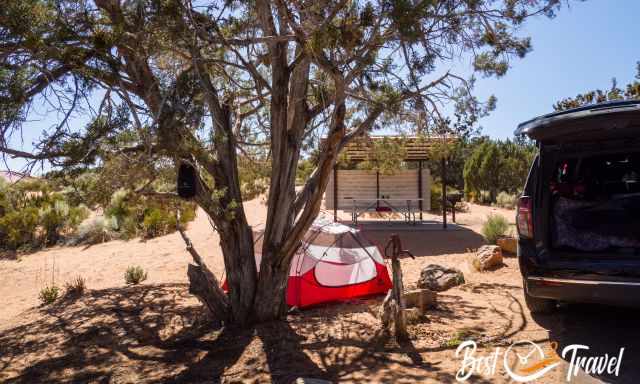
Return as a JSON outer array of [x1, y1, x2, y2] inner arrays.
[[0, 179, 90, 249], [0, 178, 12, 215], [142, 208, 173, 238], [64, 276, 86, 298], [0, 207, 39, 250], [106, 188, 131, 230], [125, 266, 147, 285], [496, 192, 518, 209], [39, 285, 60, 305], [481, 214, 510, 244], [142, 203, 196, 239], [39, 199, 90, 245], [71, 216, 118, 245]]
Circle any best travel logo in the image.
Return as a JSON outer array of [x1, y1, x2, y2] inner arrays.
[[455, 339, 624, 382]]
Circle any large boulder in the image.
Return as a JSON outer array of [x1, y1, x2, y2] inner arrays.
[[417, 265, 465, 292], [403, 288, 437, 312], [472, 245, 504, 271]]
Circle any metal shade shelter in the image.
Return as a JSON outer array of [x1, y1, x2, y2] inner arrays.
[[329, 135, 454, 228]]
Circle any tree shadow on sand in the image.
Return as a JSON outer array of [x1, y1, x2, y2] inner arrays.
[[363, 227, 485, 257], [532, 304, 640, 384], [1, 282, 522, 383]]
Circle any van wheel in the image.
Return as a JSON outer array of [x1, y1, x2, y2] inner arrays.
[[524, 286, 557, 314]]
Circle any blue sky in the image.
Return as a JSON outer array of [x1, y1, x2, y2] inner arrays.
[[3, 0, 639, 172], [472, 0, 640, 138]]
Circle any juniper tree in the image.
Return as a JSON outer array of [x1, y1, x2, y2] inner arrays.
[[554, 62, 640, 111], [1, 0, 563, 325]]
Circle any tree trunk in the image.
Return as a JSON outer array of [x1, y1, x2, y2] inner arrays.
[[217, 226, 256, 325], [253, 251, 291, 321]]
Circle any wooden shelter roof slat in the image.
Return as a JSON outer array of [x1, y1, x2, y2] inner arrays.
[[328, 135, 455, 162]]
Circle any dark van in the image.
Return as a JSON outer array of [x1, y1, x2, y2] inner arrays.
[[516, 100, 640, 313]]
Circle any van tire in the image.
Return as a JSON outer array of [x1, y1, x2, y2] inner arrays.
[[524, 284, 557, 314]]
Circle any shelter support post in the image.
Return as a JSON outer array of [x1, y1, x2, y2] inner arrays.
[[376, 170, 380, 208], [441, 157, 447, 229], [418, 160, 423, 221], [333, 166, 338, 222], [451, 204, 456, 223]]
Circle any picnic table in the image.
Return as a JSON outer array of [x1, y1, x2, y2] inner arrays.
[[350, 198, 423, 225]]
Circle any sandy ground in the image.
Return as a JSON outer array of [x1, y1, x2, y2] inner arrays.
[[1, 200, 639, 383]]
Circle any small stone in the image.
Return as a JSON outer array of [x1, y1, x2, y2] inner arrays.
[[403, 307, 423, 324], [403, 288, 437, 312], [472, 245, 504, 271], [417, 265, 465, 292], [295, 379, 332, 384]]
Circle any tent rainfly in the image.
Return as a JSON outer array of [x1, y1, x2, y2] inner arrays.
[[225, 217, 393, 308]]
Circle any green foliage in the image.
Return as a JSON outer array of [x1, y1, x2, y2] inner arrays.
[[142, 208, 169, 238], [124, 266, 148, 285], [0, 207, 39, 250], [464, 141, 501, 202], [71, 216, 118, 245], [64, 181, 198, 244], [0, 178, 90, 250], [442, 328, 482, 348], [430, 183, 443, 212], [430, 182, 464, 213], [428, 137, 488, 192], [237, 155, 270, 199], [481, 214, 510, 245], [496, 192, 518, 210], [554, 63, 640, 111], [39, 199, 90, 245], [355, 137, 408, 175], [296, 157, 316, 185], [106, 188, 131, 230], [38, 285, 60, 305], [463, 138, 535, 203]]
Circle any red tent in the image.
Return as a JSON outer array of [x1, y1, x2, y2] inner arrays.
[[226, 218, 393, 308]]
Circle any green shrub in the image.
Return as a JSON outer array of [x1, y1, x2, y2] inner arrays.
[[106, 188, 131, 230], [71, 216, 118, 245], [496, 192, 518, 209], [481, 214, 510, 244], [125, 266, 147, 285], [39, 200, 90, 245], [0, 207, 39, 249], [142, 204, 196, 239], [39, 285, 60, 305], [142, 208, 172, 238], [64, 276, 86, 298]]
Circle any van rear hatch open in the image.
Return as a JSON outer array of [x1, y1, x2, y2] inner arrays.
[[515, 100, 640, 143], [517, 100, 640, 278]]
